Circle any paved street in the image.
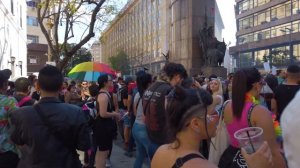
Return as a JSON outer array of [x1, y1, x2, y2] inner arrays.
[[79, 138, 148, 168]]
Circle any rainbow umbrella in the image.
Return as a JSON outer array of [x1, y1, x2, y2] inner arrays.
[[68, 62, 116, 81]]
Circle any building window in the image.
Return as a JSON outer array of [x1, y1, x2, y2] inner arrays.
[[27, 35, 39, 43], [271, 23, 292, 38], [254, 29, 270, 41], [238, 0, 270, 14], [27, 1, 37, 8], [239, 15, 254, 30], [254, 49, 270, 66], [27, 16, 38, 26], [271, 46, 290, 65], [28, 56, 39, 65], [254, 9, 270, 26], [293, 0, 300, 15], [293, 43, 300, 62], [271, 1, 291, 20], [239, 52, 254, 67], [238, 33, 254, 45]]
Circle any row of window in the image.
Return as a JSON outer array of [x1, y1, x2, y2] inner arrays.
[[237, 0, 271, 14], [238, 20, 300, 45], [238, 0, 300, 30], [237, 44, 300, 67]]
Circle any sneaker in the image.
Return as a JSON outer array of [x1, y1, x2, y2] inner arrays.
[[105, 159, 111, 168]]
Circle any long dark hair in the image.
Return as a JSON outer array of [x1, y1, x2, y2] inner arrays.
[[97, 74, 109, 89], [232, 68, 261, 119], [136, 70, 152, 97], [166, 86, 213, 147]]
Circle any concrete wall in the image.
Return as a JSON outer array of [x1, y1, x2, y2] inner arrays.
[[0, 0, 27, 78]]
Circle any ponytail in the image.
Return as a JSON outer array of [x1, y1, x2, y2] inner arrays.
[[232, 70, 247, 119]]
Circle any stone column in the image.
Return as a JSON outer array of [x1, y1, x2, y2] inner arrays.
[[169, 0, 215, 75]]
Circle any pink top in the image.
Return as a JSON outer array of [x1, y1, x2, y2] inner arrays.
[[226, 102, 253, 148]]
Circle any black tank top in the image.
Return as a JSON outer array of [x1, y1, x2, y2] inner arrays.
[[96, 91, 113, 121], [172, 153, 204, 168]]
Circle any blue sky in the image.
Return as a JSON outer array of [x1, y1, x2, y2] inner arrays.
[[62, 0, 236, 48]]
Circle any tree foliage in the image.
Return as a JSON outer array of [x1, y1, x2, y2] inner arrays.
[[36, 0, 118, 71], [109, 50, 130, 75], [63, 45, 92, 75]]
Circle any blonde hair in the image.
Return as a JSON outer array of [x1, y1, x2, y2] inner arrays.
[[210, 79, 223, 96]]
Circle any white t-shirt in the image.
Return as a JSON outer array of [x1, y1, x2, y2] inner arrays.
[[281, 90, 300, 168], [134, 93, 145, 125]]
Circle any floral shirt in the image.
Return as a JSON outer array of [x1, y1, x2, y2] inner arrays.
[[0, 94, 18, 154]]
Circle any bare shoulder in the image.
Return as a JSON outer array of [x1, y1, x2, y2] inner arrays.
[[98, 93, 108, 102], [151, 144, 173, 168], [252, 105, 270, 118]]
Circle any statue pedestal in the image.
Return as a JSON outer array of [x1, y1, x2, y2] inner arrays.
[[201, 67, 227, 79]]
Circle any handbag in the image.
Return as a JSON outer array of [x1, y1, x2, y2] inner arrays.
[[208, 100, 231, 165]]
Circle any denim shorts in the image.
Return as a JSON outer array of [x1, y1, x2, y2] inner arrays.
[[124, 115, 131, 128]]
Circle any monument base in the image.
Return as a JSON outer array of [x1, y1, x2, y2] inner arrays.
[[201, 67, 227, 79]]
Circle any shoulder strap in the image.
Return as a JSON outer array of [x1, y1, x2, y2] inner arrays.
[[33, 104, 76, 153], [172, 153, 204, 168], [99, 91, 112, 110], [247, 104, 257, 127]]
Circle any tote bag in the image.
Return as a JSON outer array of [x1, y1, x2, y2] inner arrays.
[[208, 100, 230, 165]]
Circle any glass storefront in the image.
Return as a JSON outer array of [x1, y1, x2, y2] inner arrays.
[[237, 43, 300, 68]]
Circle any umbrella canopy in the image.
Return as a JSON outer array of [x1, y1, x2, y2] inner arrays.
[[68, 62, 116, 82]]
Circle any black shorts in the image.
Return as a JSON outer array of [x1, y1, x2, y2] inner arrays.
[[94, 119, 114, 151]]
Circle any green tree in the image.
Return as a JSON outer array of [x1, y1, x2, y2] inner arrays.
[[109, 51, 130, 75], [63, 46, 92, 76], [36, 0, 119, 71]]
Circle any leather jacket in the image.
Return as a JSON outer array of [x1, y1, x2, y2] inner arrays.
[[10, 97, 91, 168]]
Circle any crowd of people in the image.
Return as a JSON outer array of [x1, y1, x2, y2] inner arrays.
[[0, 62, 300, 168]]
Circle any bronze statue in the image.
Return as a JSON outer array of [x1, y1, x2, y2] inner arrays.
[[199, 26, 227, 67]]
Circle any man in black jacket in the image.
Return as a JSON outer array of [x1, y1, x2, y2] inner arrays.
[[10, 65, 91, 168]]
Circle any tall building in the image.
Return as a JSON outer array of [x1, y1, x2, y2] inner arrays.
[[100, 0, 216, 75], [91, 42, 102, 62], [26, 0, 48, 75], [100, 0, 168, 74], [230, 0, 300, 70], [0, 0, 27, 78]]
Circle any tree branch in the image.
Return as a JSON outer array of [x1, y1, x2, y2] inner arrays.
[[37, 0, 56, 61]]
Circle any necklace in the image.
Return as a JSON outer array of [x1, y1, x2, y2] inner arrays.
[[245, 93, 260, 105]]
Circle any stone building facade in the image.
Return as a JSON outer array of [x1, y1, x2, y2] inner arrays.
[[100, 0, 216, 75], [230, 0, 300, 70]]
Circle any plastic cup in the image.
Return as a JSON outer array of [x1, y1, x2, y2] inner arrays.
[[234, 127, 264, 154]]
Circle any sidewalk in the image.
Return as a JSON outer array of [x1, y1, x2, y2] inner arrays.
[[79, 141, 148, 168]]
